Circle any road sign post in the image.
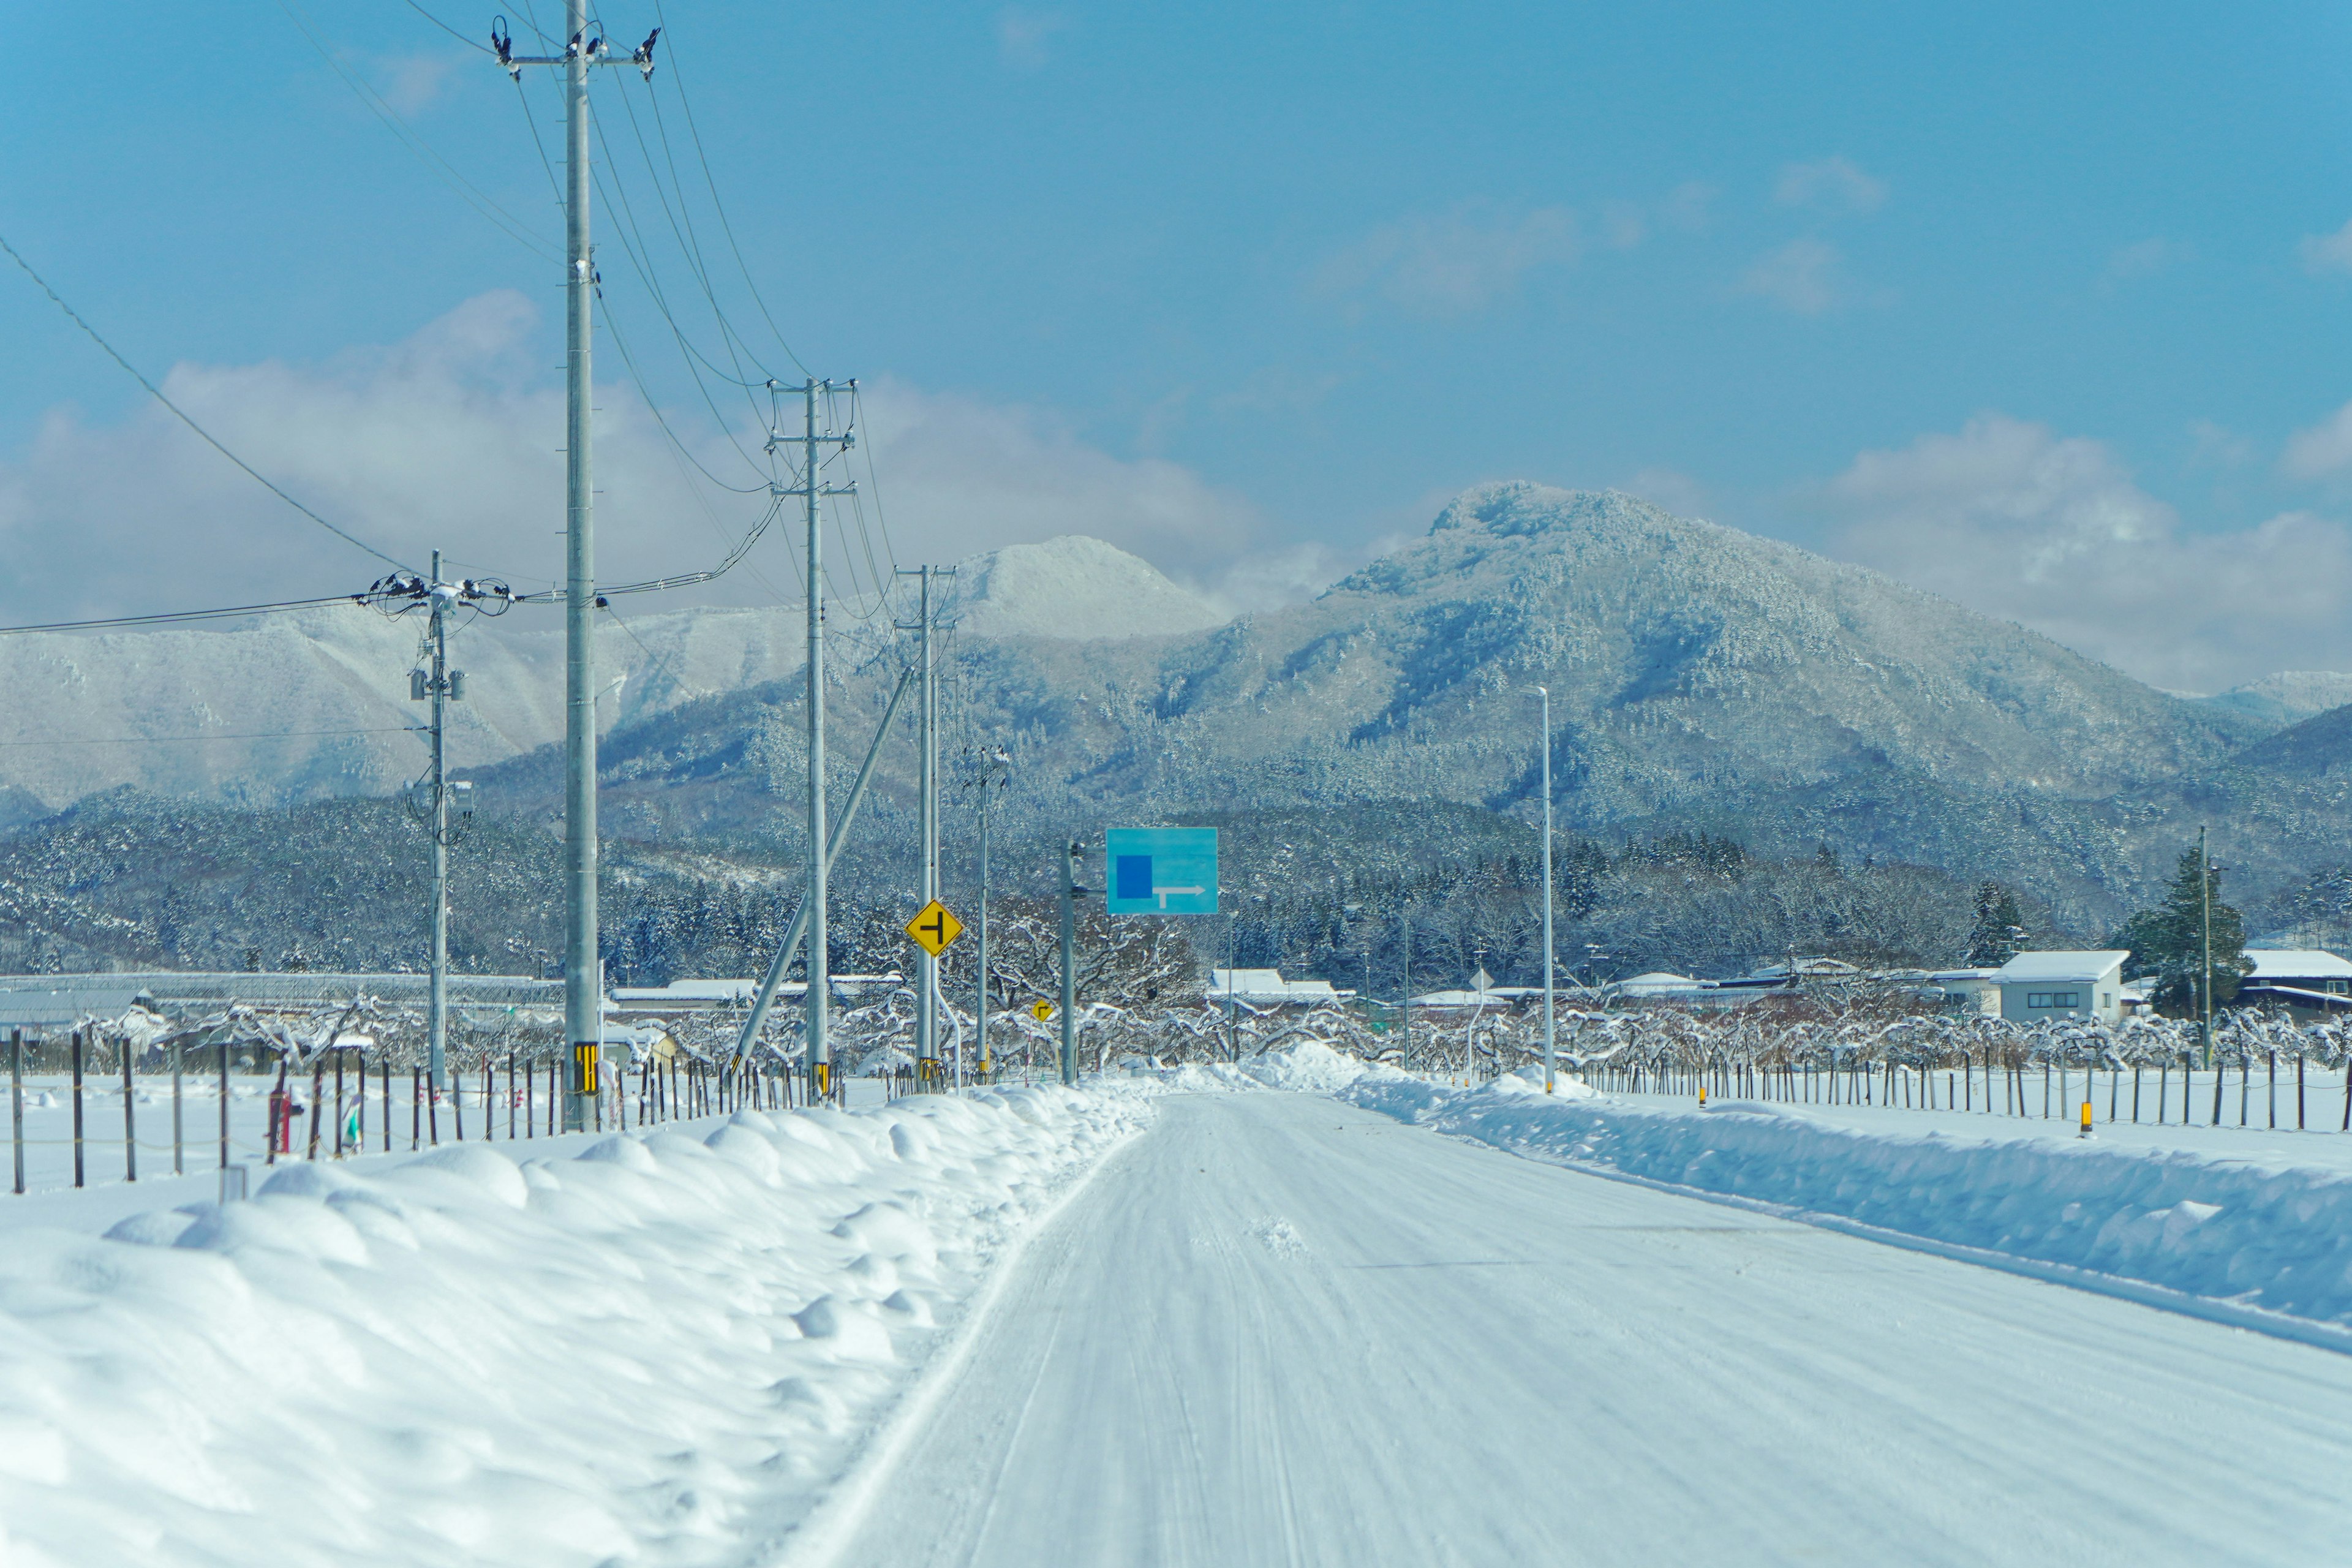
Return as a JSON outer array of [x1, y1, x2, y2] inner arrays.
[[905, 900, 964, 1090]]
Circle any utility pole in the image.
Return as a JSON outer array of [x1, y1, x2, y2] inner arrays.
[[1534, 685, 1556, 1094], [390, 556, 496, 1095], [426, 552, 454, 1092], [771, 380, 856, 1099], [967, 746, 1011, 1082], [897, 565, 947, 1085], [2199, 823, 2214, 1069], [493, 10, 658, 1131], [1060, 838, 1088, 1086], [1400, 910, 1411, 1074]]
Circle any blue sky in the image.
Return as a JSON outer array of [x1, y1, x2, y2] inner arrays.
[[6, 1, 2352, 690]]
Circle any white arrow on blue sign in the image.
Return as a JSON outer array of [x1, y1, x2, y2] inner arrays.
[[1104, 827, 1219, 914]]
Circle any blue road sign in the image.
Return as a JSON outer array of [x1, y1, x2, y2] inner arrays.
[[1104, 827, 1218, 914]]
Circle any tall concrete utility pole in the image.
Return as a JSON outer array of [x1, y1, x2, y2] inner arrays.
[[398, 557, 490, 1095], [772, 380, 856, 1098], [918, 567, 938, 1077], [494, 10, 658, 1130], [428, 551, 453, 1093], [2199, 823, 2214, 1068], [1533, 685, 1556, 1095], [969, 747, 1010, 1080], [1060, 838, 1085, 1086], [894, 564, 955, 1084]]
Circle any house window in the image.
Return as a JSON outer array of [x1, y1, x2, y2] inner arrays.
[[2026, 990, 2080, 1009]]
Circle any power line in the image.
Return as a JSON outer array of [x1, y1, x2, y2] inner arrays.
[[279, 0, 557, 261], [0, 594, 371, 637], [649, 0, 810, 377], [0, 726, 418, 749], [0, 231, 412, 572], [396, 0, 496, 53]]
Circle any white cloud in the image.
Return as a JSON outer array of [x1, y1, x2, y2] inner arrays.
[[0, 293, 1295, 625], [850, 377, 1268, 589], [1737, 237, 1843, 314], [995, 8, 1068, 70], [1660, 181, 1718, 234], [1601, 202, 1648, 249], [2186, 418, 2253, 470], [2282, 399, 2352, 480], [2102, 237, 2187, 287], [2298, 217, 2352, 275], [377, 52, 459, 116], [1314, 203, 1580, 315], [1774, 156, 1887, 213], [1822, 413, 2352, 691]]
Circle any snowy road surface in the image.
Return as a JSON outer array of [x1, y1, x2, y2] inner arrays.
[[822, 1091, 2352, 1568]]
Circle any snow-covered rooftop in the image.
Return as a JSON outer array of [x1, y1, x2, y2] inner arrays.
[[1210, 969, 1345, 1005], [1992, 951, 2128, 984], [1615, 971, 1703, 995], [2242, 949, 2352, 980]]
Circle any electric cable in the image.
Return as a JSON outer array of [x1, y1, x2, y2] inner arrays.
[[278, 0, 557, 261], [0, 726, 420, 749], [609, 70, 780, 396], [396, 0, 497, 53], [0, 595, 375, 637], [0, 232, 412, 572], [649, 0, 811, 377]]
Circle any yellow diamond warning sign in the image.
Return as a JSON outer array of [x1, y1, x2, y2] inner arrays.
[[1030, 998, 1054, 1022], [905, 899, 964, 957]]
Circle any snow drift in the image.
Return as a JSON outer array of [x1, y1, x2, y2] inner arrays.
[[0, 1086, 1144, 1567]]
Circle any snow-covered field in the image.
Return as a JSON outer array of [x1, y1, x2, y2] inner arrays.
[[0, 1084, 1142, 1567]]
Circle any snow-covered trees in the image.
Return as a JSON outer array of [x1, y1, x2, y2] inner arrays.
[[2110, 847, 2248, 1014]]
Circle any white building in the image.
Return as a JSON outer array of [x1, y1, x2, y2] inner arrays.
[[1209, 969, 1348, 1008], [1991, 951, 2128, 1024], [1927, 968, 2002, 1015]]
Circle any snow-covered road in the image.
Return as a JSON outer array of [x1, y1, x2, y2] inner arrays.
[[820, 1091, 2352, 1568]]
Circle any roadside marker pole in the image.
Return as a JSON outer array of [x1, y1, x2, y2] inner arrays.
[[121, 1033, 136, 1182], [70, 1031, 85, 1189], [9, 1031, 22, 1196]]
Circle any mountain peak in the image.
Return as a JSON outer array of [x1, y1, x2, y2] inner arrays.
[[947, 535, 1226, 641], [1427, 481, 1681, 540]]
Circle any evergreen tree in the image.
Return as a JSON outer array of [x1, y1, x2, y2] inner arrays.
[[1964, 881, 2026, 967], [2109, 847, 2247, 1016]]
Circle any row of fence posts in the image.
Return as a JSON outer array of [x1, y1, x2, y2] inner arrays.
[[1587, 1047, 2352, 1131], [9, 1026, 799, 1196], [7, 1028, 235, 1196]]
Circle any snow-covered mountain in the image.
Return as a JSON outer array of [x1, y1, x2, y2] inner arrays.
[[943, 536, 1225, 641], [456, 483, 2280, 918], [0, 536, 1212, 816], [1, 482, 2328, 915], [2198, 670, 2352, 729]]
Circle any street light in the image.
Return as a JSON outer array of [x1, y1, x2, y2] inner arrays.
[[1530, 686, 1556, 1093]]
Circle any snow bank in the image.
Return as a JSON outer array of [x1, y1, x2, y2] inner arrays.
[[0, 1085, 1144, 1567], [1341, 1079, 2352, 1333]]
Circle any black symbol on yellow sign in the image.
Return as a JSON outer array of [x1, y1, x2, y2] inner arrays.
[[571, 1042, 600, 1096], [905, 899, 965, 957]]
